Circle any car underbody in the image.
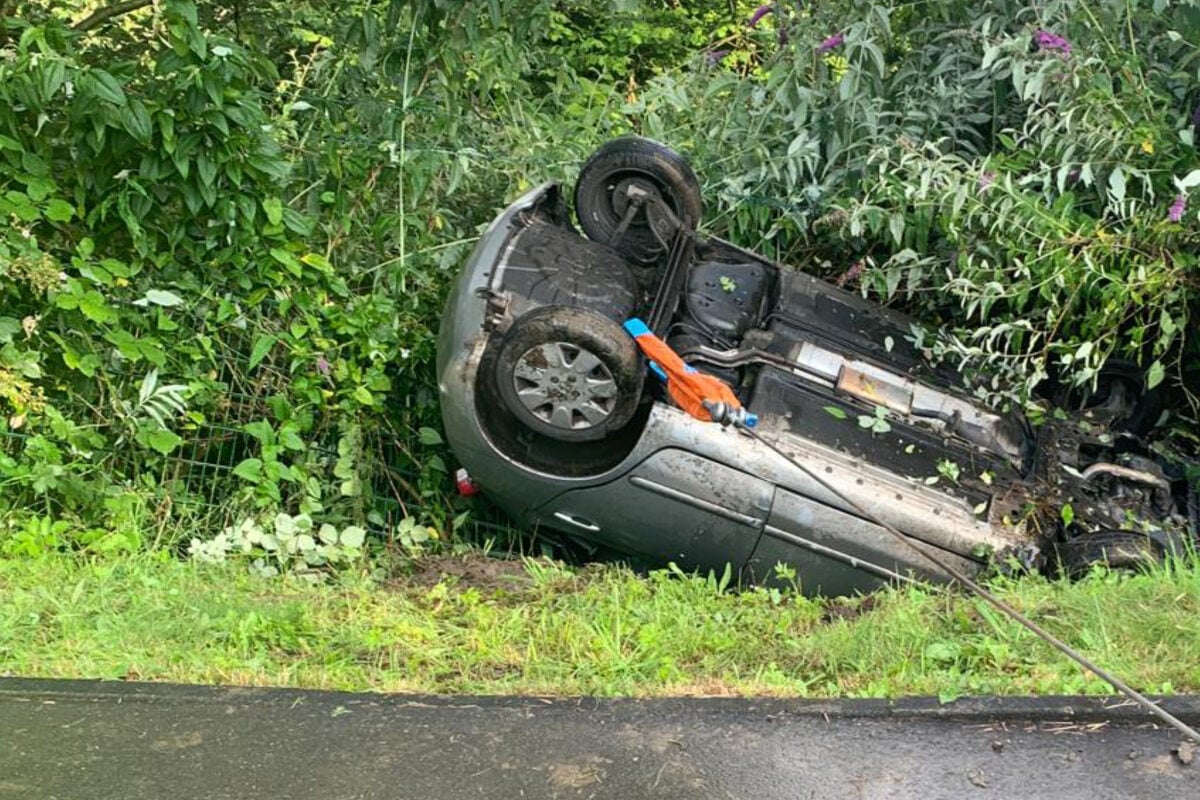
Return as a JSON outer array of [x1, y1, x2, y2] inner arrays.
[[436, 137, 1198, 596]]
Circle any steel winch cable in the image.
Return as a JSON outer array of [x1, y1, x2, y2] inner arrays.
[[728, 421, 1200, 743]]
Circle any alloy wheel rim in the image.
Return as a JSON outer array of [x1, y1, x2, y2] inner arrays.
[[511, 341, 618, 430]]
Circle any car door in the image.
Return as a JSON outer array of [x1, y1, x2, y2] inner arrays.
[[743, 487, 984, 596], [535, 448, 773, 575]]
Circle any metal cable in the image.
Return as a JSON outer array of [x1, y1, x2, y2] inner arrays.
[[734, 423, 1200, 743]]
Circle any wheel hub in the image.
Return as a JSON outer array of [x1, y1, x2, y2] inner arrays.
[[511, 341, 619, 431], [611, 177, 661, 224]]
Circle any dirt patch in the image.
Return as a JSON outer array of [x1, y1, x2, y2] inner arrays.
[[820, 594, 880, 624], [389, 554, 537, 592]]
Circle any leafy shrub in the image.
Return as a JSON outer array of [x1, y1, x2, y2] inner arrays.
[[630, 1, 1199, 408], [2, 0, 1197, 558], [0, 0, 647, 546], [1, 4, 313, 521], [188, 513, 368, 579]]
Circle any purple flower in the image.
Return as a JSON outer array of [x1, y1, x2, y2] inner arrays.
[[1191, 103, 1200, 127], [978, 171, 995, 192], [705, 49, 730, 66], [1168, 194, 1187, 223], [749, 4, 773, 28], [316, 355, 331, 376], [817, 33, 845, 53], [1034, 29, 1071, 56]]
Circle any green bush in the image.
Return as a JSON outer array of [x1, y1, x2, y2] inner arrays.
[[0, 0, 644, 547], [0, 2, 406, 536], [630, 0, 1200, 405], [1, 0, 1197, 557]]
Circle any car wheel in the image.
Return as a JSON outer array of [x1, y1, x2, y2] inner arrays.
[[574, 137, 703, 262], [1057, 359, 1163, 434], [1056, 529, 1163, 579], [493, 306, 643, 443]]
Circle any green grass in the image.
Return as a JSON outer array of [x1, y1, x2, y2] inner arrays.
[[2, 552, 1199, 698]]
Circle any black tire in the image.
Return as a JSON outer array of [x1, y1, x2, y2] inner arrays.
[[1056, 529, 1163, 579], [1056, 358, 1163, 435], [574, 137, 703, 263], [493, 306, 643, 443]]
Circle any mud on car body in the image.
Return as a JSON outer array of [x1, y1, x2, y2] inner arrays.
[[436, 137, 1198, 596]]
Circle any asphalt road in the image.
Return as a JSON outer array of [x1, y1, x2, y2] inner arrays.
[[1, 679, 1197, 799]]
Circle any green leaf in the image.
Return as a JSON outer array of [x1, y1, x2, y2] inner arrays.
[[197, 177, 217, 208], [340, 526, 366, 548], [300, 252, 332, 272], [79, 291, 116, 324], [44, 199, 75, 222], [144, 289, 185, 307], [24, 176, 55, 202], [1146, 361, 1165, 390], [196, 152, 217, 188], [1176, 170, 1200, 191], [158, 111, 176, 149], [120, 99, 153, 144], [353, 386, 374, 405], [885, 268, 901, 299], [274, 513, 296, 538], [87, 69, 127, 106], [2, 190, 39, 222], [270, 248, 302, 277], [172, 151, 191, 180], [924, 641, 959, 662], [823, 406, 848, 420], [279, 427, 305, 451], [418, 427, 443, 446], [888, 213, 905, 246], [145, 427, 183, 455], [0, 317, 20, 344], [232, 458, 264, 483], [105, 329, 142, 361], [1107, 166, 1126, 203], [262, 197, 283, 226], [281, 207, 314, 235], [1060, 503, 1075, 527], [242, 420, 275, 444], [247, 153, 289, 180], [249, 334, 277, 371]]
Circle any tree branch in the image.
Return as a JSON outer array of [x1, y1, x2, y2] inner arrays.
[[73, 0, 154, 33]]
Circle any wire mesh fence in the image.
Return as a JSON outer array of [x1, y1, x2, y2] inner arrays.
[[1, 381, 515, 548]]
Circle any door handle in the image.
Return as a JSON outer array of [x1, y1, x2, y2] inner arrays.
[[552, 512, 601, 533]]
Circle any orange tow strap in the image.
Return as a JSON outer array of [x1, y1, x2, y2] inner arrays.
[[622, 318, 754, 426]]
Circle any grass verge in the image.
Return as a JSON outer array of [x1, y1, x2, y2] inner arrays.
[[2, 552, 1198, 698]]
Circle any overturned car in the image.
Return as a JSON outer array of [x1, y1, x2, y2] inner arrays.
[[437, 137, 1197, 595]]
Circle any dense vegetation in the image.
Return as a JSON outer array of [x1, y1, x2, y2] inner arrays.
[[1, 0, 1198, 561]]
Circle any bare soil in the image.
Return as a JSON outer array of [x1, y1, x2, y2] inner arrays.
[[391, 553, 537, 592]]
